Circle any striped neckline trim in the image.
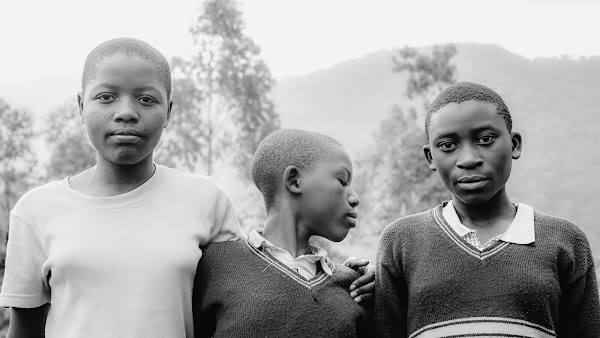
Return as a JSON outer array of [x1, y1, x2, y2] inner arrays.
[[245, 239, 332, 289], [433, 206, 510, 261]]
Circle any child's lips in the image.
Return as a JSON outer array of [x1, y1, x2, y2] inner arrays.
[[457, 176, 488, 189], [112, 128, 141, 136], [347, 212, 358, 227], [457, 175, 486, 183], [110, 129, 142, 143]]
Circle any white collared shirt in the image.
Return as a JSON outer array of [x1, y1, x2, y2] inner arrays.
[[248, 229, 333, 280], [442, 200, 535, 251]]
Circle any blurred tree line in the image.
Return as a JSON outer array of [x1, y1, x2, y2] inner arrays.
[[0, 0, 277, 333], [0, 0, 458, 333], [323, 44, 458, 262], [356, 44, 456, 229]]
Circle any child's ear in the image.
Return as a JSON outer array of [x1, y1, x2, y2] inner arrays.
[[510, 131, 522, 159], [77, 92, 85, 123], [423, 145, 437, 171], [165, 98, 173, 128], [283, 165, 301, 194]]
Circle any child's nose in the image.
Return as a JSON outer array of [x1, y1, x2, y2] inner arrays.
[[348, 188, 360, 208], [456, 146, 483, 169], [114, 98, 139, 123]]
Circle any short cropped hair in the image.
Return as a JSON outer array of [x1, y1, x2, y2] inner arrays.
[[251, 129, 343, 210], [81, 37, 172, 99], [426, 82, 512, 141]]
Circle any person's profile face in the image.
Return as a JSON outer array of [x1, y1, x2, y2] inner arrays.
[[78, 54, 171, 166], [298, 147, 360, 242], [424, 100, 521, 206]]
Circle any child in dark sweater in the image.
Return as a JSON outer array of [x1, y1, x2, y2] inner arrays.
[[194, 129, 372, 337], [375, 82, 600, 337]]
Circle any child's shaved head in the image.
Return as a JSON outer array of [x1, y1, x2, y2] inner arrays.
[[81, 37, 172, 98], [426, 82, 512, 141], [251, 129, 343, 210]]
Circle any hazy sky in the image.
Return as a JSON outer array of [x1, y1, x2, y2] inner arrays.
[[1, 0, 598, 87]]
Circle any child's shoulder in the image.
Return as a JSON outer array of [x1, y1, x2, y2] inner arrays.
[[161, 164, 217, 185], [330, 262, 362, 285], [12, 179, 65, 214], [159, 164, 225, 194], [203, 239, 246, 256], [380, 205, 440, 239], [533, 210, 590, 244], [198, 240, 247, 271]]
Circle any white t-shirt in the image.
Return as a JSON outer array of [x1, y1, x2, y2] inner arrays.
[[0, 165, 243, 337]]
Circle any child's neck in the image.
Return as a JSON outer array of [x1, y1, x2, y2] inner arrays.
[[72, 156, 156, 197], [261, 210, 313, 258], [452, 188, 516, 230]]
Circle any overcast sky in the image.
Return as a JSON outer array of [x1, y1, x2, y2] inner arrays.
[[1, 0, 598, 87]]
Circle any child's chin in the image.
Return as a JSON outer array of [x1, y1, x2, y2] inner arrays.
[[327, 232, 350, 243], [457, 194, 493, 206]]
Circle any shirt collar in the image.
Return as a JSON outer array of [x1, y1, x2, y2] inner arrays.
[[248, 229, 333, 276], [442, 200, 535, 244]]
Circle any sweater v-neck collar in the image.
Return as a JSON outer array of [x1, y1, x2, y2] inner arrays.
[[433, 205, 511, 261], [245, 239, 332, 289]]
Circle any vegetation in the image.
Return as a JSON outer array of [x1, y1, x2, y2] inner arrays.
[[1, 3, 599, 333], [43, 100, 96, 180], [322, 45, 458, 262], [156, 0, 279, 178], [0, 99, 38, 335], [272, 44, 600, 275]]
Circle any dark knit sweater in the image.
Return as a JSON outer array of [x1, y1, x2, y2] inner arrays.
[[193, 240, 369, 338], [375, 204, 600, 338]]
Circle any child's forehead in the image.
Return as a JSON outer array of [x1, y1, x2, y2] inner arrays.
[[433, 100, 498, 120], [310, 146, 352, 170], [430, 101, 505, 134], [87, 54, 164, 89], [96, 53, 156, 72], [440, 100, 496, 112]]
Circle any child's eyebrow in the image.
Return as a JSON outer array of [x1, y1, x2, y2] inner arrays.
[[134, 86, 162, 93], [90, 83, 120, 91], [432, 131, 457, 141], [433, 125, 502, 141], [91, 84, 161, 93], [470, 124, 502, 134]]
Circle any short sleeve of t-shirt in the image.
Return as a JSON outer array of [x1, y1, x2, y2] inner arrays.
[[208, 181, 245, 243], [0, 212, 50, 308]]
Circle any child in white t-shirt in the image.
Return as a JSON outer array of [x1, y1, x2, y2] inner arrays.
[[0, 38, 243, 337]]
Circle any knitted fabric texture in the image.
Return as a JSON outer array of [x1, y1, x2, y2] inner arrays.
[[375, 205, 600, 338], [194, 240, 369, 338]]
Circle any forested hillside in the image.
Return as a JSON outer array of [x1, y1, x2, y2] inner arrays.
[[272, 44, 600, 269]]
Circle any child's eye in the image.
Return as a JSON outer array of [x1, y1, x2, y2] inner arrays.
[[338, 179, 348, 187], [437, 142, 457, 152], [138, 96, 158, 105], [477, 135, 495, 145], [96, 94, 115, 103]]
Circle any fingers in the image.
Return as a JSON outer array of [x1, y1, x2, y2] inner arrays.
[[350, 277, 375, 303], [343, 256, 370, 269], [349, 263, 375, 303]]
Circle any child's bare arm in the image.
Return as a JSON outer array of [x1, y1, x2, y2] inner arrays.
[[7, 304, 49, 338], [343, 257, 375, 303]]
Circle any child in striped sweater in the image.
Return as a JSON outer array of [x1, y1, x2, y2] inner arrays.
[[375, 82, 600, 337]]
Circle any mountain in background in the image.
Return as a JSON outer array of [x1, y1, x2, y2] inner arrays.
[[272, 43, 600, 260], [0, 75, 80, 118], [1, 43, 598, 262]]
